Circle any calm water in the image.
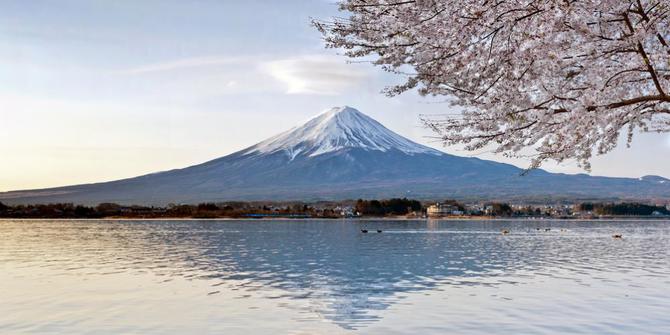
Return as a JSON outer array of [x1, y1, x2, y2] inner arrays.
[[1, 219, 669, 334]]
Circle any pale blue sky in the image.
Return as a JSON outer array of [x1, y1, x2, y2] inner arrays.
[[1, 0, 669, 191]]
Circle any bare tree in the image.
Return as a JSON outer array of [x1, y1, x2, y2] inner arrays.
[[315, 0, 670, 169]]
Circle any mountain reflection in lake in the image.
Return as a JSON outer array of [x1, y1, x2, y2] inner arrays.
[[1, 219, 669, 334]]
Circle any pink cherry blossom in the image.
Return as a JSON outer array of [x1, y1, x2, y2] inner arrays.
[[315, 0, 670, 170]]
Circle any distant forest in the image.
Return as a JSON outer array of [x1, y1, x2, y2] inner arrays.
[[354, 199, 422, 216], [0, 200, 667, 219], [576, 203, 670, 216], [0, 198, 420, 219]]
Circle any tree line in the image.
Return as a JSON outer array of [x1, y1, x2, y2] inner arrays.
[[1, 200, 667, 219], [577, 203, 670, 216], [0, 200, 421, 219], [354, 198, 422, 216], [0, 202, 339, 219], [0, 198, 425, 218]]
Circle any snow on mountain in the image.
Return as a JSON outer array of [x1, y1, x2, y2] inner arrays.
[[243, 106, 443, 159]]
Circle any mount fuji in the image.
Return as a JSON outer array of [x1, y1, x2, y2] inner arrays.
[[2, 106, 669, 205]]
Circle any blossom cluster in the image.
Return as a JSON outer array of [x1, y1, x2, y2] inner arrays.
[[315, 0, 670, 169]]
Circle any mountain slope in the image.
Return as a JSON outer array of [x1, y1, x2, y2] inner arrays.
[[2, 106, 669, 205], [243, 106, 442, 158]]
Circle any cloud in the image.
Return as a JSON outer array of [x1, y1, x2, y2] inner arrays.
[[117, 56, 250, 75], [112, 54, 372, 98], [263, 55, 371, 95]]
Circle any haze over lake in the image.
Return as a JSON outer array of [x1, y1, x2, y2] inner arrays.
[[1, 219, 668, 334]]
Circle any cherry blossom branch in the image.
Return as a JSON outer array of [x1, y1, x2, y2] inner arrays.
[[315, 0, 670, 170]]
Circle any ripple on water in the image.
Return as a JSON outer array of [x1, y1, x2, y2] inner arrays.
[[0, 219, 669, 334]]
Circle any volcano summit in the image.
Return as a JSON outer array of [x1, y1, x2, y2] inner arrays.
[[2, 106, 669, 205]]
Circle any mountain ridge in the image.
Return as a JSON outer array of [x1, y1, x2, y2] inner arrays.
[[1, 106, 669, 205]]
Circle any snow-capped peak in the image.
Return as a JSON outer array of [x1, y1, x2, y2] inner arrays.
[[244, 106, 443, 159]]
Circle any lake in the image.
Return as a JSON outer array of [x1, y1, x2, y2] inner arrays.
[[1, 219, 669, 334]]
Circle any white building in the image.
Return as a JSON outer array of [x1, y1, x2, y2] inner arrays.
[[427, 203, 461, 217]]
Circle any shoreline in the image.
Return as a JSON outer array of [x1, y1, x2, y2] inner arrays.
[[1, 217, 669, 222]]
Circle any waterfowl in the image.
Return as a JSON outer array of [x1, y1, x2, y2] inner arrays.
[[612, 234, 623, 239], [544, 228, 551, 231], [361, 229, 368, 233], [501, 230, 510, 235]]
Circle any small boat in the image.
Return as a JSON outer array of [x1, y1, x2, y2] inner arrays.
[[376, 230, 383, 233], [361, 229, 368, 233], [612, 234, 623, 239], [501, 230, 510, 235]]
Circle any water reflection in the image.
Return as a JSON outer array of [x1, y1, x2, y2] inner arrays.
[[1, 219, 669, 331]]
